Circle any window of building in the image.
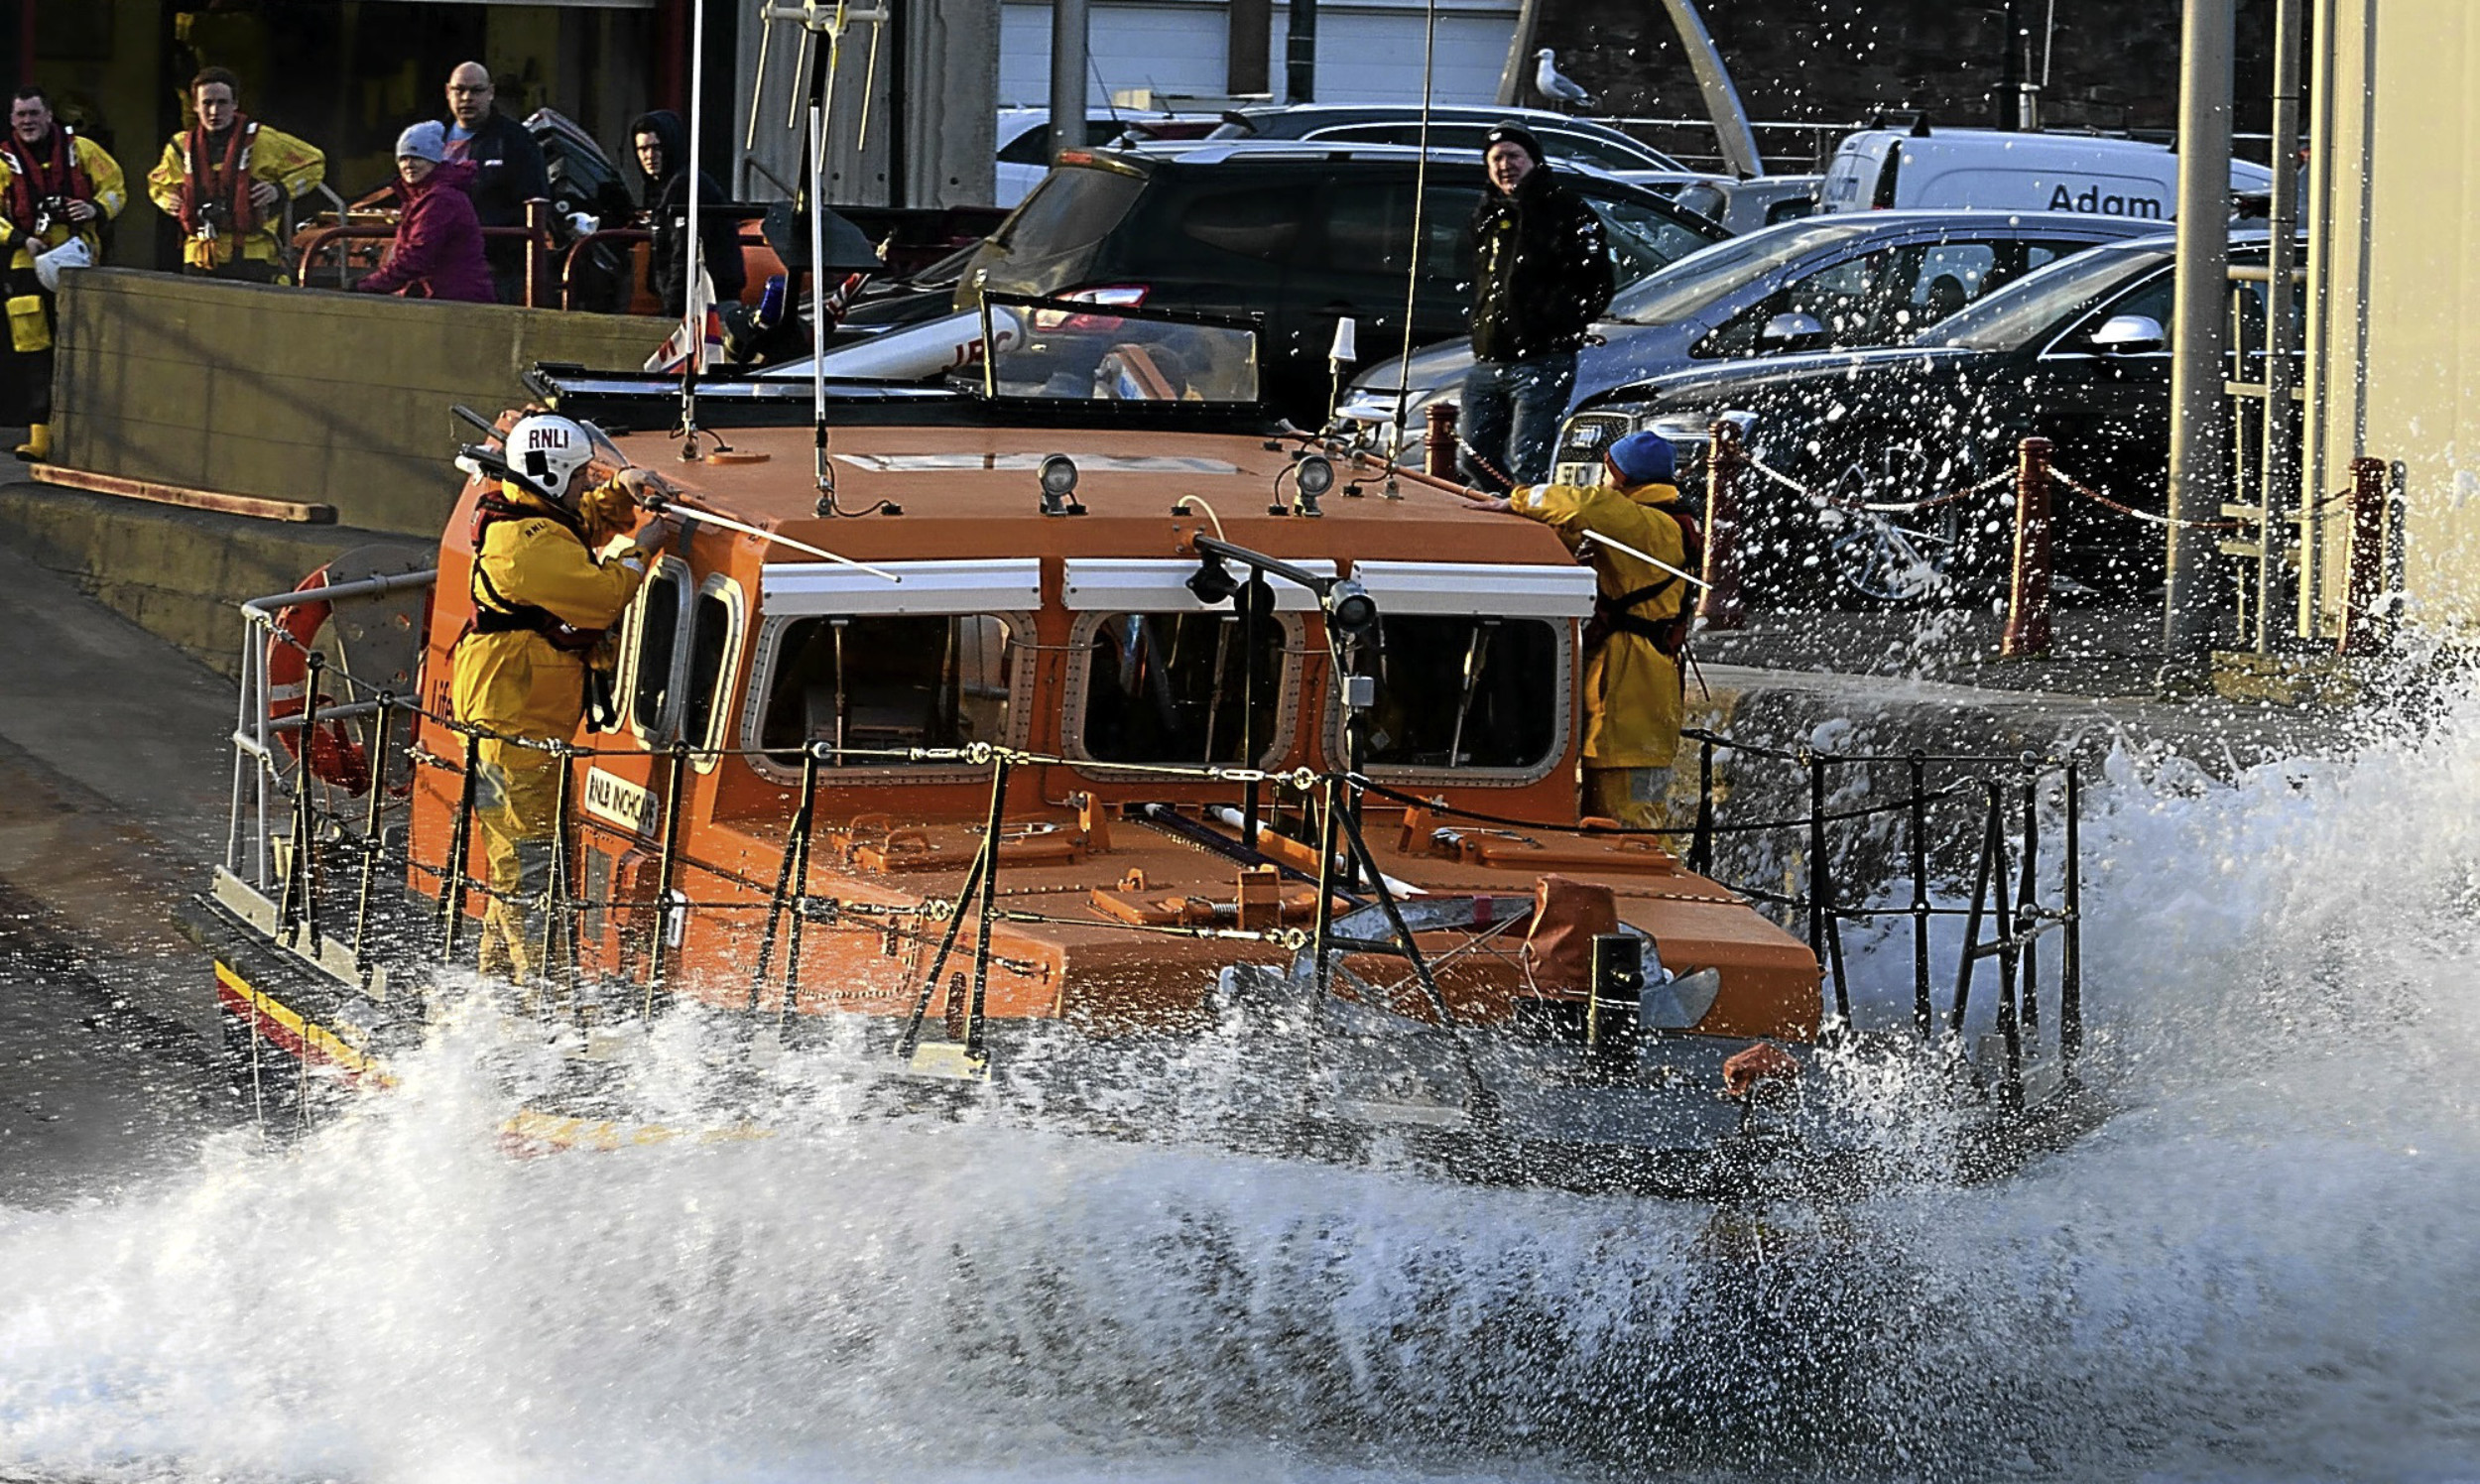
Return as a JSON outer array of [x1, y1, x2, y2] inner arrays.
[[1352, 616, 1561, 773], [1078, 611, 1289, 765], [756, 614, 1015, 766]]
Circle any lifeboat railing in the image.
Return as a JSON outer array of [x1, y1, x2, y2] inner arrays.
[[229, 584, 2084, 1111]]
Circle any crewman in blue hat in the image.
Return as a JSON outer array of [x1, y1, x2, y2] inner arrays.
[[1473, 428, 1694, 828]]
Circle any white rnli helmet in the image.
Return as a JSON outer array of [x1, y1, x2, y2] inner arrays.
[[504, 413, 595, 505]]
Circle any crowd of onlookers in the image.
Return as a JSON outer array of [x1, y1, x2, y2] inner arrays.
[[0, 61, 733, 455]]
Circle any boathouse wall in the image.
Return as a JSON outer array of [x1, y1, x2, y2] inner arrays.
[[49, 270, 671, 538], [2303, 0, 2480, 637]]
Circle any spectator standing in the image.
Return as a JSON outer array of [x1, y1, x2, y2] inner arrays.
[[628, 108, 743, 318], [440, 61, 550, 306], [0, 86, 124, 461], [1458, 122, 1613, 492], [351, 123, 494, 305], [145, 66, 324, 283]]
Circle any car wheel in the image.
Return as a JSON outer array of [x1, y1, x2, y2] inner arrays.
[[1809, 440, 1986, 607]]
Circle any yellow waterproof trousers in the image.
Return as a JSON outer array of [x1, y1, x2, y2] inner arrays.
[[472, 735, 565, 983], [1585, 764, 1674, 832]]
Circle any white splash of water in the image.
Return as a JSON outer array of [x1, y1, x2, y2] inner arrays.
[[7, 687, 2480, 1482]]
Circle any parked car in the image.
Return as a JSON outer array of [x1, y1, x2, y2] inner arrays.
[[1337, 210, 2163, 454], [1556, 232, 2293, 603], [952, 139, 1732, 418], [1817, 123, 2275, 219], [1663, 173, 1822, 233], [1208, 103, 1691, 174], [995, 106, 1222, 206]]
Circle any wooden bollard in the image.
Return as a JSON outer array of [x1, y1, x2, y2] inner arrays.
[[1698, 420, 1747, 629], [2339, 455, 2390, 655], [2002, 436, 2053, 659]]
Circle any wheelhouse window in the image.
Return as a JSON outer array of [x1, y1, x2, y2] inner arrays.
[[626, 558, 689, 738], [1353, 616, 1560, 773], [682, 578, 742, 767], [1079, 611, 1286, 765], [758, 614, 1015, 766]]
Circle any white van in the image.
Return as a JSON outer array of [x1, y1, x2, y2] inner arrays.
[[1817, 126, 2274, 219]]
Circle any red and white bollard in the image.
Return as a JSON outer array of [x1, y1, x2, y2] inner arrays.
[[2002, 436, 2053, 660]]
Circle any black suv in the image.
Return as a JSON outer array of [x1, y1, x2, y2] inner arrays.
[[952, 140, 1732, 418]]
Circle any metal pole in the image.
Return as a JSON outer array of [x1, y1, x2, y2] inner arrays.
[[1285, 0, 1318, 103], [2060, 761, 2083, 1079], [1996, 0, 2025, 129], [1049, 0, 1090, 160], [1654, 0, 1764, 177], [2164, 0, 2236, 655], [2257, 0, 2303, 653], [1908, 751, 1931, 1042]]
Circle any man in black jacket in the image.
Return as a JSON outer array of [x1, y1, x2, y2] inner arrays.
[[440, 62, 550, 306], [1458, 123, 1613, 492], [629, 109, 745, 319]]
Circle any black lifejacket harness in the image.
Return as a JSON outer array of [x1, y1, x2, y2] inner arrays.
[[1583, 504, 1703, 659], [466, 490, 609, 655]]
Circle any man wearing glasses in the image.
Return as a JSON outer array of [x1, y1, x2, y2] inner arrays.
[[439, 62, 550, 305]]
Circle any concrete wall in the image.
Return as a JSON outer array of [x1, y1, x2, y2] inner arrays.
[[0, 484, 417, 678], [52, 270, 672, 538], [2303, 0, 2480, 638]]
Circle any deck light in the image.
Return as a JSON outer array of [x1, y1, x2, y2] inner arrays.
[[1038, 452, 1085, 516], [1293, 453, 1334, 517], [1321, 577, 1377, 638]]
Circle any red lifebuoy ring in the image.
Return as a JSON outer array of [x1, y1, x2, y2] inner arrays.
[[266, 564, 373, 796]]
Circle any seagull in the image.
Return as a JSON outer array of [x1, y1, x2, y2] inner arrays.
[[1535, 49, 1594, 110]]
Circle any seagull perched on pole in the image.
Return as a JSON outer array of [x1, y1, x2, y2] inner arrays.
[[1534, 49, 1595, 110]]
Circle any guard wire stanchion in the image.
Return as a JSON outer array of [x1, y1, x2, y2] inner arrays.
[[894, 754, 1011, 1062], [351, 691, 396, 977], [642, 741, 692, 1018], [752, 743, 823, 1021], [437, 730, 480, 963]]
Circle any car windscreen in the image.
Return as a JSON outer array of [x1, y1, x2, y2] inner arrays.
[[1918, 241, 2172, 350], [1586, 192, 1728, 284], [1603, 218, 1885, 324], [980, 165, 1147, 276]]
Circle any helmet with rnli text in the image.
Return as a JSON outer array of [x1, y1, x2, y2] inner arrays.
[[504, 413, 595, 505]]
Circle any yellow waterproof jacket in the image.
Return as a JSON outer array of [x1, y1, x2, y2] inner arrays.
[[145, 122, 324, 272], [0, 133, 126, 260], [1510, 476, 1690, 769], [451, 484, 653, 744]]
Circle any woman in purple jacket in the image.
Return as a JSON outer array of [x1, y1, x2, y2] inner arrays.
[[352, 121, 495, 304]]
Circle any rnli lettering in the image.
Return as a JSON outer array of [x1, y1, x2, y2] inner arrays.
[[526, 424, 574, 452], [583, 766, 660, 837]]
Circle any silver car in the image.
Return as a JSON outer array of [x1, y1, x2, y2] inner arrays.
[[1335, 210, 2166, 457]]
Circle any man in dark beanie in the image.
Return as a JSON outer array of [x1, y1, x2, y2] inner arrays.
[[1457, 121, 1613, 491]]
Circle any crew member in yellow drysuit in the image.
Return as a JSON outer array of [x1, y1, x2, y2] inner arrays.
[[1474, 429, 1692, 828], [454, 412, 677, 981], [0, 85, 123, 462], [144, 66, 325, 282]]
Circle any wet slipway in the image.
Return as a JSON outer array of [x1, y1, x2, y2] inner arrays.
[[0, 538, 2472, 1484]]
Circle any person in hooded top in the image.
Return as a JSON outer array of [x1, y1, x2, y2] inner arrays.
[[627, 109, 744, 318], [1472, 429, 1692, 829], [351, 121, 494, 304], [1457, 121, 1613, 493]]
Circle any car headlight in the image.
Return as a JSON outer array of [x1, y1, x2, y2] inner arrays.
[[1644, 409, 1758, 445]]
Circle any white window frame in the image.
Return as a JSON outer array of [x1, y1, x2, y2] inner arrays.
[[738, 609, 1039, 786], [1060, 608, 1305, 776]]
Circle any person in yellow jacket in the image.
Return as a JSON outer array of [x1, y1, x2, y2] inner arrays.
[[0, 85, 123, 462], [144, 67, 324, 283], [455, 412, 679, 983], [1474, 429, 1693, 828]]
